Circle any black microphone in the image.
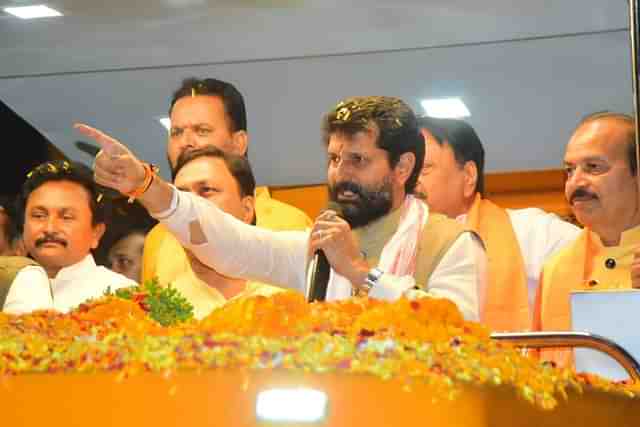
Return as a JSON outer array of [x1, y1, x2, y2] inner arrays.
[[306, 202, 343, 302]]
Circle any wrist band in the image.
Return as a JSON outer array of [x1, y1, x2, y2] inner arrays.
[[352, 267, 383, 297], [125, 163, 159, 203], [363, 267, 384, 293]]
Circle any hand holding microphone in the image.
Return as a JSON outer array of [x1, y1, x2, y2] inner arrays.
[[306, 203, 370, 301], [306, 203, 342, 302]]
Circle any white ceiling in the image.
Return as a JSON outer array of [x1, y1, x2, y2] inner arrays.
[[0, 0, 635, 186], [0, 1, 628, 77]]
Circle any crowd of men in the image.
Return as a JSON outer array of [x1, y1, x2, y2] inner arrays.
[[1, 76, 639, 370]]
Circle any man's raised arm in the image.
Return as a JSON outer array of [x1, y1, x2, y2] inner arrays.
[[75, 123, 308, 291]]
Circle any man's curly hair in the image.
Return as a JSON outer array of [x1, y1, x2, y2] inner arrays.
[[321, 96, 424, 194]]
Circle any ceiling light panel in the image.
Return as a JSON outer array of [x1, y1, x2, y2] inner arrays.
[[3, 5, 62, 19], [421, 98, 471, 119]]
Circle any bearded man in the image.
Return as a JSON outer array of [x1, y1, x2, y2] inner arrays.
[[78, 96, 486, 320]]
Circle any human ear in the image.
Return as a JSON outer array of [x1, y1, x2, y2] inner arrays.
[[395, 152, 416, 186], [240, 195, 255, 224], [91, 222, 106, 249], [231, 130, 249, 157], [462, 161, 478, 198]]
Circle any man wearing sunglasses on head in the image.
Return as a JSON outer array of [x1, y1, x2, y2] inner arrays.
[[2, 161, 136, 314]]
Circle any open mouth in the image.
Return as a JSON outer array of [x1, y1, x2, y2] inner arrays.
[[337, 190, 360, 202], [571, 195, 597, 205]]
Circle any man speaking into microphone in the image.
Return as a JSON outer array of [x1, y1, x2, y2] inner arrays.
[[78, 96, 485, 320]]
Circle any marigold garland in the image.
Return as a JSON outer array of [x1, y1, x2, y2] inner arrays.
[[0, 290, 638, 411]]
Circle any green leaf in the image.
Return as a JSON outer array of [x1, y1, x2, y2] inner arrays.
[[108, 278, 194, 326]]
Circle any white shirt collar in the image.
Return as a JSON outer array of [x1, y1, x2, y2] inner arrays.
[[52, 254, 97, 285]]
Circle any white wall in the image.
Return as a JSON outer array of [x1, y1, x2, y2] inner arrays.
[[0, 30, 632, 186]]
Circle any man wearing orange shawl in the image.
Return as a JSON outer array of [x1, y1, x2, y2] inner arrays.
[[534, 112, 640, 367], [416, 117, 580, 332]]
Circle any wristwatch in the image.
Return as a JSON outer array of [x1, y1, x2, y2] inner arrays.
[[361, 267, 384, 295]]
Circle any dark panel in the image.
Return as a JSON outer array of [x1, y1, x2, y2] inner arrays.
[[0, 99, 68, 198]]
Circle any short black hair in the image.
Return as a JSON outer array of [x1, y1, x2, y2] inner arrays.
[[173, 146, 256, 199], [576, 111, 637, 176], [94, 199, 157, 267], [169, 77, 247, 133], [16, 160, 107, 234], [322, 96, 424, 194], [417, 116, 486, 195]]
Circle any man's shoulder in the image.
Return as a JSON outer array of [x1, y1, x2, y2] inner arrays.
[[506, 207, 551, 226], [422, 211, 467, 237], [0, 256, 42, 296], [255, 191, 312, 231], [0, 256, 39, 273], [541, 230, 585, 275], [145, 223, 182, 252], [506, 207, 578, 232], [417, 210, 470, 256], [93, 265, 138, 289], [147, 222, 171, 241], [142, 222, 188, 284], [506, 207, 582, 252], [425, 211, 465, 228]]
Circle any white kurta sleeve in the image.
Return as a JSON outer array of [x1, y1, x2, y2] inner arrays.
[[507, 208, 581, 308], [368, 231, 483, 321], [152, 186, 309, 292], [3, 265, 53, 315]]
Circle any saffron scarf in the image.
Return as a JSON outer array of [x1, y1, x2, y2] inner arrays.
[[535, 229, 593, 366], [466, 194, 530, 331]]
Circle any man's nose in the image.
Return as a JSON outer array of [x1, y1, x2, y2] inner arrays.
[[331, 166, 349, 185], [333, 158, 355, 179], [568, 167, 588, 187], [176, 128, 197, 149], [45, 216, 58, 231], [566, 169, 590, 201]]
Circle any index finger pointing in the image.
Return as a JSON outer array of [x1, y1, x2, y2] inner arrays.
[[74, 123, 127, 156]]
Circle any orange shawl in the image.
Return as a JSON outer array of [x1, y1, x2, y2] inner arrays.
[[535, 230, 592, 331], [533, 228, 635, 366], [467, 194, 530, 331]]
